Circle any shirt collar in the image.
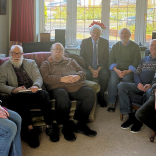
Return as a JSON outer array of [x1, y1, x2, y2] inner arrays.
[[149, 54, 156, 60], [121, 40, 130, 46], [92, 38, 99, 44]]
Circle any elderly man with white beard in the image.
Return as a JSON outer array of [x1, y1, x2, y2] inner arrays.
[[0, 45, 57, 148], [40, 42, 97, 142]]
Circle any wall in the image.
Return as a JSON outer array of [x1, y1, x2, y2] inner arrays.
[[0, 1, 9, 56]]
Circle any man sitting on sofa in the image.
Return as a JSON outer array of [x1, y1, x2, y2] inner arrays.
[[40, 42, 97, 142], [0, 45, 56, 148]]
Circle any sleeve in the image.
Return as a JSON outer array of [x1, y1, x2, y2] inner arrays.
[[134, 59, 143, 86], [71, 59, 86, 80], [80, 40, 92, 69], [98, 39, 109, 68], [128, 44, 141, 72], [40, 61, 62, 85], [0, 66, 15, 95], [108, 44, 118, 70]]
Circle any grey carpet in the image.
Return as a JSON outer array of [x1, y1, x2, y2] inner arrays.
[[22, 103, 156, 156]]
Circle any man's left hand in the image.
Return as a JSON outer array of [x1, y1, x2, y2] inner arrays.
[[69, 75, 81, 83], [30, 86, 39, 93], [144, 84, 151, 92]]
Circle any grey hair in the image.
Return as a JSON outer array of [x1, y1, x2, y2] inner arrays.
[[90, 24, 102, 33], [50, 42, 65, 52], [149, 39, 156, 46], [10, 45, 23, 52], [118, 28, 131, 36]]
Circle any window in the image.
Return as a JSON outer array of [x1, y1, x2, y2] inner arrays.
[[42, 0, 154, 46], [146, 0, 156, 42], [110, 0, 136, 42]]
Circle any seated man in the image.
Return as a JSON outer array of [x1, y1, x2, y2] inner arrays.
[[40, 42, 97, 142], [108, 28, 141, 112], [0, 45, 55, 148], [118, 39, 156, 133], [80, 24, 110, 107]]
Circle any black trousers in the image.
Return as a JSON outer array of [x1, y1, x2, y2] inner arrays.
[[48, 86, 95, 125], [8, 90, 53, 129], [86, 68, 110, 97]]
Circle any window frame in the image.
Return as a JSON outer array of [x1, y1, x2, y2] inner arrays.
[[40, 0, 151, 47]]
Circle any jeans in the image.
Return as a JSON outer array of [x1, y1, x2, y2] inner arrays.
[[136, 95, 156, 133], [0, 110, 22, 156], [86, 68, 110, 97], [108, 71, 134, 104], [118, 82, 151, 114], [8, 90, 53, 130], [49, 86, 95, 124]]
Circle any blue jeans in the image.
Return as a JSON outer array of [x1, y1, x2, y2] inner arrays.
[[86, 68, 110, 97], [108, 71, 134, 104], [118, 82, 151, 114], [136, 95, 156, 133], [0, 110, 22, 156]]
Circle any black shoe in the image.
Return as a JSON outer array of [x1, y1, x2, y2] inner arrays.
[[97, 94, 107, 107], [121, 118, 133, 129], [107, 104, 115, 112], [62, 124, 76, 141], [45, 123, 60, 142], [130, 119, 143, 133], [27, 129, 40, 148], [74, 122, 97, 137]]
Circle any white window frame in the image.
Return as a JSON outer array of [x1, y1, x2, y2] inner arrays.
[[39, 0, 150, 47]]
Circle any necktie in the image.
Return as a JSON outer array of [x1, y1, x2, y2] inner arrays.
[[92, 41, 97, 70]]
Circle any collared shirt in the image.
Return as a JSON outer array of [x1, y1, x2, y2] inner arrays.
[[149, 54, 156, 60], [92, 38, 99, 65], [121, 40, 130, 46]]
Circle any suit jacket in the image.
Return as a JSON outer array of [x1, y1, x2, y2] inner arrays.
[[0, 59, 43, 95], [80, 37, 109, 70]]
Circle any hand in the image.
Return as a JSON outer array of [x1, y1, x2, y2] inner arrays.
[[144, 84, 151, 92], [0, 106, 9, 119], [116, 69, 124, 78], [30, 86, 39, 93], [137, 83, 145, 92], [90, 69, 99, 78], [60, 76, 73, 83], [11, 86, 26, 94], [69, 75, 81, 83]]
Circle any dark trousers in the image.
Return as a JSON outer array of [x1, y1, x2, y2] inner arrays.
[[48, 86, 95, 124], [136, 95, 156, 133], [8, 90, 53, 129], [86, 68, 110, 97]]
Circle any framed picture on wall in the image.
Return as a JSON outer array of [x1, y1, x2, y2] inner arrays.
[[0, 0, 6, 15]]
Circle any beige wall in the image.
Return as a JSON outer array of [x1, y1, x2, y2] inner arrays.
[[0, 1, 9, 56]]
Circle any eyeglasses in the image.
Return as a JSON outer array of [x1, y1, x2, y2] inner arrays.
[[11, 52, 23, 56], [52, 48, 63, 52]]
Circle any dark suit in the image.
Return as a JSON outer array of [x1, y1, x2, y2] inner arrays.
[[80, 37, 110, 97]]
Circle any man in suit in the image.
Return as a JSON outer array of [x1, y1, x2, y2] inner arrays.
[[80, 24, 110, 107]]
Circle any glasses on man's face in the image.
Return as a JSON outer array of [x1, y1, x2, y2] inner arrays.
[[52, 48, 63, 52], [11, 52, 23, 56]]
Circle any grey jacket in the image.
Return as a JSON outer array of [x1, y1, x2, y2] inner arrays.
[[0, 59, 43, 95]]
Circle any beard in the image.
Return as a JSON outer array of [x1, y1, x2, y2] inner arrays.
[[9, 55, 23, 68], [52, 53, 64, 62]]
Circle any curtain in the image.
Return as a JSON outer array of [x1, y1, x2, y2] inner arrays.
[[10, 0, 34, 43]]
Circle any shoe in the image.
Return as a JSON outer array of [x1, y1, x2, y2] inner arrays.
[[74, 122, 97, 137], [97, 94, 107, 107], [45, 123, 60, 142], [26, 129, 40, 148], [130, 119, 143, 133], [62, 123, 76, 141], [107, 104, 115, 112], [121, 118, 133, 129]]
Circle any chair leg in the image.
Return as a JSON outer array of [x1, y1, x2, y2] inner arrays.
[[120, 114, 123, 121], [150, 131, 155, 142]]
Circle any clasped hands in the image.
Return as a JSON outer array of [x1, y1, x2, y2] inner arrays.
[[0, 105, 9, 119], [11, 85, 39, 94], [116, 69, 130, 78], [61, 75, 81, 83], [137, 83, 151, 92]]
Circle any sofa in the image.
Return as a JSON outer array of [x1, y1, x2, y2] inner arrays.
[[0, 51, 100, 128]]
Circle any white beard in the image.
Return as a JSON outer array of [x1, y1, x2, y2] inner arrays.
[[9, 55, 23, 68]]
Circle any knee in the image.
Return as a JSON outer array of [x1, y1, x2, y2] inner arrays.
[[14, 112, 22, 127], [135, 109, 143, 121], [38, 90, 49, 101], [117, 82, 126, 93], [56, 89, 68, 99]]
